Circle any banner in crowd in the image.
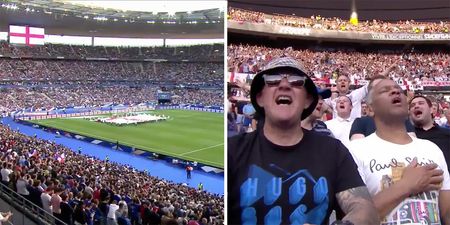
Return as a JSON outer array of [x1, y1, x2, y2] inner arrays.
[[229, 21, 450, 42], [228, 72, 256, 83], [371, 33, 450, 41]]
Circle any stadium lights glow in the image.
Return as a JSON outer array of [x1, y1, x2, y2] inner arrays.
[[113, 18, 118, 21], [83, 15, 89, 19], [146, 21, 155, 24], [93, 16, 108, 21], [3, 4, 18, 10], [25, 7, 30, 12]]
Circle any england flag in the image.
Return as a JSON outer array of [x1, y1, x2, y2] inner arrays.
[[9, 25, 45, 46]]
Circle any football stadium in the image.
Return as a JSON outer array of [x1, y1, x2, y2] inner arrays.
[[0, 1, 225, 225], [228, 0, 450, 224]]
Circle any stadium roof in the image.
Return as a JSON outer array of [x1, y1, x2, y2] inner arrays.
[[0, 0, 224, 38], [229, 0, 450, 22]]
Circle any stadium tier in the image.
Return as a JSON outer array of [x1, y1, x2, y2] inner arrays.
[[228, 44, 450, 90], [229, 7, 450, 34], [0, 41, 224, 61]]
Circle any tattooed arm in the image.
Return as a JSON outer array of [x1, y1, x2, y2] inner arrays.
[[336, 186, 379, 225]]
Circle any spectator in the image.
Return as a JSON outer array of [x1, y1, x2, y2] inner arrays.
[[325, 95, 354, 147], [301, 87, 334, 137], [349, 79, 450, 223], [228, 57, 378, 224], [409, 95, 450, 173], [0, 211, 12, 225]]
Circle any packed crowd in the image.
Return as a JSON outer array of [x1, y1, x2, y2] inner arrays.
[[228, 55, 450, 224], [0, 59, 223, 84], [0, 86, 223, 113], [228, 44, 450, 84], [170, 89, 224, 106], [0, 42, 224, 61], [229, 7, 450, 33], [0, 125, 224, 225]]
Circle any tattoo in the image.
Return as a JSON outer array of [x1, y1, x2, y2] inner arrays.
[[336, 186, 379, 225]]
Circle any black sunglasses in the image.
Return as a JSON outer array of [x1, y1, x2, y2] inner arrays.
[[263, 74, 307, 87]]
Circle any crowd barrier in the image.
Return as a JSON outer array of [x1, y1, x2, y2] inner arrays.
[[157, 105, 224, 113], [13, 106, 154, 121]]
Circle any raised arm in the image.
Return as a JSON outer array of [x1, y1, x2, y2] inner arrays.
[[335, 186, 379, 225]]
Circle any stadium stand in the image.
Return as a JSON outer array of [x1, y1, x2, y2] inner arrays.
[[229, 7, 450, 33], [0, 43, 224, 113], [0, 125, 224, 225]]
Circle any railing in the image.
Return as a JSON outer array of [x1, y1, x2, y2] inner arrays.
[[0, 181, 67, 225]]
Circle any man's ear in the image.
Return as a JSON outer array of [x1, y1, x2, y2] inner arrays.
[[256, 92, 264, 108], [305, 94, 314, 109], [367, 103, 375, 117]]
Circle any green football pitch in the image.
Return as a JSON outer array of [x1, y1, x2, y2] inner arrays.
[[31, 110, 224, 168]]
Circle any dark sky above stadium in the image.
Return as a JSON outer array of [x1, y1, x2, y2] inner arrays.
[[229, 0, 450, 21]]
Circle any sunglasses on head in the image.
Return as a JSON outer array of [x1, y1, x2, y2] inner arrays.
[[263, 74, 307, 87]]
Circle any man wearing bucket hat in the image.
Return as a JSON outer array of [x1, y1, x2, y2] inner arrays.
[[228, 57, 379, 225]]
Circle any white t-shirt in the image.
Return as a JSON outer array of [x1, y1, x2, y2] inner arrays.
[[0, 168, 11, 182], [349, 133, 450, 225], [107, 203, 119, 220], [325, 116, 354, 148], [41, 192, 52, 213], [325, 84, 368, 120]]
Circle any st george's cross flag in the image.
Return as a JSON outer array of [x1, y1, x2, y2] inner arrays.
[[9, 25, 45, 46]]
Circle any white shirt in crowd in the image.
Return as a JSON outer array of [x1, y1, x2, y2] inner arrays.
[[325, 84, 368, 120], [0, 168, 11, 182], [348, 133, 450, 225], [16, 178, 29, 196], [107, 203, 119, 220], [325, 116, 354, 148], [41, 192, 52, 214]]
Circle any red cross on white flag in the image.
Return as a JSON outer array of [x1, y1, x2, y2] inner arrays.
[[9, 25, 45, 46]]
